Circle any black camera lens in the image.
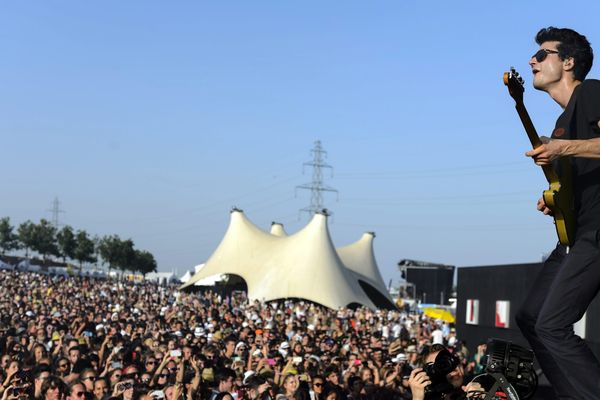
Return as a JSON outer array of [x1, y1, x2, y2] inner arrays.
[[401, 364, 413, 379], [423, 349, 459, 396]]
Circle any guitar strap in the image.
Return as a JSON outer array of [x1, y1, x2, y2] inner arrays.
[[555, 86, 580, 254]]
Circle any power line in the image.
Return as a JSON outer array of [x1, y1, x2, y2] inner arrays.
[[46, 197, 65, 228], [296, 140, 338, 217]]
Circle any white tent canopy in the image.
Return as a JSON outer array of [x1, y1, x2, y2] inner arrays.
[[181, 209, 395, 310], [180, 264, 225, 286]]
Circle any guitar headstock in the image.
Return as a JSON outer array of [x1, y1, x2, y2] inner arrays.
[[503, 67, 525, 103]]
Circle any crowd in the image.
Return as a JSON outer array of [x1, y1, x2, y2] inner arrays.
[[0, 269, 486, 400]]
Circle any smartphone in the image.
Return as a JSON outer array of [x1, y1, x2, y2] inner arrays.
[[170, 349, 182, 358], [293, 356, 302, 365], [267, 358, 276, 366], [111, 361, 123, 369]]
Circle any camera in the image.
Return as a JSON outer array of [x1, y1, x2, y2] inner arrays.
[[481, 338, 537, 399], [401, 363, 414, 379], [423, 349, 460, 398], [117, 382, 133, 391]]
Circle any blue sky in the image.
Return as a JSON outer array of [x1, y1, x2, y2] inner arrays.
[[2, 1, 600, 285]]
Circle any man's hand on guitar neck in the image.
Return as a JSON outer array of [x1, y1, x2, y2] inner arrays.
[[526, 137, 569, 165], [527, 134, 600, 165], [537, 197, 553, 216]]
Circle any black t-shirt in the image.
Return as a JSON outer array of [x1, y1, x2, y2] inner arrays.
[[553, 79, 600, 237]]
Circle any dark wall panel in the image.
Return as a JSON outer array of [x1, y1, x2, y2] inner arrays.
[[457, 263, 541, 352], [457, 263, 600, 359], [406, 267, 454, 305]]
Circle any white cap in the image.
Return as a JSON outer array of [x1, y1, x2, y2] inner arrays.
[[149, 390, 165, 399], [243, 371, 256, 385], [392, 353, 408, 363], [194, 327, 205, 337], [235, 342, 247, 351]]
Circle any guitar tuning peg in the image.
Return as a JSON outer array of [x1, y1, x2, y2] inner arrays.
[[510, 66, 516, 73]]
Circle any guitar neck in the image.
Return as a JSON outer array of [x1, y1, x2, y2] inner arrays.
[[514, 101, 558, 182], [515, 102, 542, 148]]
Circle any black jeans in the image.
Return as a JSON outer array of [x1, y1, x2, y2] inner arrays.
[[516, 230, 600, 400]]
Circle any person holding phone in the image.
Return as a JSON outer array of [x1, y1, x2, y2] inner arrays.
[[112, 379, 134, 400]]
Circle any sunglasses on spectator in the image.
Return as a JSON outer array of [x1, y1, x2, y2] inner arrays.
[[158, 374, 169, 378], [532, 48, 560, 62], [82, 376, 96, 381], [313, 383, 323, 387]]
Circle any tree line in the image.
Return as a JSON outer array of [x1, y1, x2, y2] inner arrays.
[[0, 217, 157, 275]]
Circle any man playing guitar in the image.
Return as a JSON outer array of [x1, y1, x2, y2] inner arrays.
[[515, 27, 600, 399]]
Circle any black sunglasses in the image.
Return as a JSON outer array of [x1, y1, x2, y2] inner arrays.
[[532, 48, 559, 62]]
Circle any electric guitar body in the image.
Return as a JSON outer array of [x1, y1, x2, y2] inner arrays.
[[504, 68, 576, 246]]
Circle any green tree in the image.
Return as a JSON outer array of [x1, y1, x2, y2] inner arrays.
[[92, 235, 101, 268], [0, 217, 19, 256], [73, 230, 97, 272], [17, 220, 36, 258], [133, 249, 157, 276], [57, 225, 77, 263], [31, 219, 59, 262], [98, 235, 136, 275], [98, 235, 122, 272], [116, 238, 136, 274]]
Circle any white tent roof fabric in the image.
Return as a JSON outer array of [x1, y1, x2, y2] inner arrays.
[[180, 270, 193, 283], [269, 222, 287, 237], [181, 210, 395, 310]]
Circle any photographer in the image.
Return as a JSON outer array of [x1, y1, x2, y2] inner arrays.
[[407, 344, 481, 400]]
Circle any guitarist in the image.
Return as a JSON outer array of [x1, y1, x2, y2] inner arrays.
[[515, 27, 600, 399]]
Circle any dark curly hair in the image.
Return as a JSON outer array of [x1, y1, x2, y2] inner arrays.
[[536, 27, 593, 81]]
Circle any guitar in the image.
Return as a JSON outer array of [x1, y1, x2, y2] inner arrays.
[[504, 68, 576, 246]]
